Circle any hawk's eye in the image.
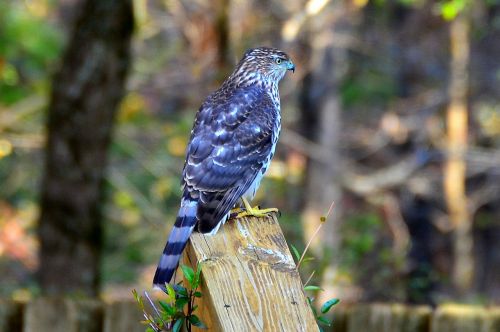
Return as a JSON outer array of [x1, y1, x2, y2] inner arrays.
[[275, 58, 282, 64]]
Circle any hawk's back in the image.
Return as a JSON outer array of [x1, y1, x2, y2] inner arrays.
[[153, 47, 294, 288]]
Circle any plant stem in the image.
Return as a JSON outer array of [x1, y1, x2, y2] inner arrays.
[[297, 201, 335, 269], [298, 224, 322, 269], [304, 270, 316, 286], [187, 290, 193, 332], [144, 291, 166, 329]]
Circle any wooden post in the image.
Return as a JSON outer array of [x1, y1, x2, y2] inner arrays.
[[184, 214, 318, 331]]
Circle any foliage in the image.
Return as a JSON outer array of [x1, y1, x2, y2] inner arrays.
[[338, 212, 408, 301], [133, 263, 206, 332], [340, 213, 381, 268], [0, 1, 62, 105], [436, 0, 469, 21], [0, 1, 63, 296], [341, 67, 397, 109]]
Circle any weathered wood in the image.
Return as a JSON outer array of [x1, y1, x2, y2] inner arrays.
[[103, 301, 144, 332], [347, 303, 431, 332], [431, 304, 499, 332], [0, 299, 23, 332], [184, 214, 318, 331], [24, 298, 102, 332]]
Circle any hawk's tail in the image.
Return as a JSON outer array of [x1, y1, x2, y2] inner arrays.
[[153, 198, 198, 290]]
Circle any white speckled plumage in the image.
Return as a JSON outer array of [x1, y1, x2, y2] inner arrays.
[[153, 47, 294, 288]]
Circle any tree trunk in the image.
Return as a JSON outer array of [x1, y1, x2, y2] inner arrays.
[[38, 0, 134, 296], [298, 1, 354, 303], [215, 0, 230, 74], [300, 46, 342, 252], [443, 13, 471, 295]]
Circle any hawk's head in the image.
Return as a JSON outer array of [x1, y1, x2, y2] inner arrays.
[[233, 47, 295, 85]]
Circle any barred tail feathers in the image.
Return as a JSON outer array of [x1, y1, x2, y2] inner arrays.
[[153, 198, 197, 289]]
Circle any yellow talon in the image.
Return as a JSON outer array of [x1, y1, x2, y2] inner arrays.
[[230, 207, 245, 214], [229, 207, 245, 219], [235, 197, 279, 219]]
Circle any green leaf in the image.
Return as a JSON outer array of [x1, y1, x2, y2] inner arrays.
[[192, 275, 200, 290], [172, 318, 184, 332], [194, 291, 202, 298], [175, 297, 189, 311], [180, 265, 195, 285], [161, 311, 171, 322], [290, 244, 301, 262], [176, 285, 188, 297], [132, 289, 144, 310], [310, 303, 318, 317], [317, 316, 331, 326], [188, 314, 208, 329], [193, 262, 202, 289], [306, 296, 318, 316], [304, 285, 323, 291], [165, 283, 176, 304], [159, 300, 176, 316], [438, 0, 467, 21], [301, 256, 315, 263], [441, 2, 458, 20], [321, 298, 340, 314]]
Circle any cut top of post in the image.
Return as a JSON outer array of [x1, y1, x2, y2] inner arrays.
[[184, 214, 318, 331]]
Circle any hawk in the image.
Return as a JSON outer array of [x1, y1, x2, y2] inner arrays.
[[153, 47, 295, 289]]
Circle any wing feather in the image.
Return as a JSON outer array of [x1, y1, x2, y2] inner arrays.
[[182, 86, 279, 232]]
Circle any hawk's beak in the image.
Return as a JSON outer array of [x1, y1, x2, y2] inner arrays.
[[287, 61, 295, 73]]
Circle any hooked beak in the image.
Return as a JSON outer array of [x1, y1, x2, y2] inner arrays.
[[286, 61, 295, 73]]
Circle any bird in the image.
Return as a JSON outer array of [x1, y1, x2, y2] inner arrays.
[[153, 47, 295, 289]]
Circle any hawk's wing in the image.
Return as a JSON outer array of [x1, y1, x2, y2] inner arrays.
[[182, 86, 279, 232]]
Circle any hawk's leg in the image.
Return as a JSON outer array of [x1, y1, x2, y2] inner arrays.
[[235, 197, 279, 218]]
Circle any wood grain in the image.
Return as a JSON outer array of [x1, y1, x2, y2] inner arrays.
[[184, 213, 318, 331]]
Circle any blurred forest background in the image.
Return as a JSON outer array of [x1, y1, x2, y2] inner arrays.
[[0, 0, 499, 307]]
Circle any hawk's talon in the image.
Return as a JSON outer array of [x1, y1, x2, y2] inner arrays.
[[235, 207, 279, 219], [235, 198, 279, 219], [229, 207, 245, 219], [230, 207, 245, 214]]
